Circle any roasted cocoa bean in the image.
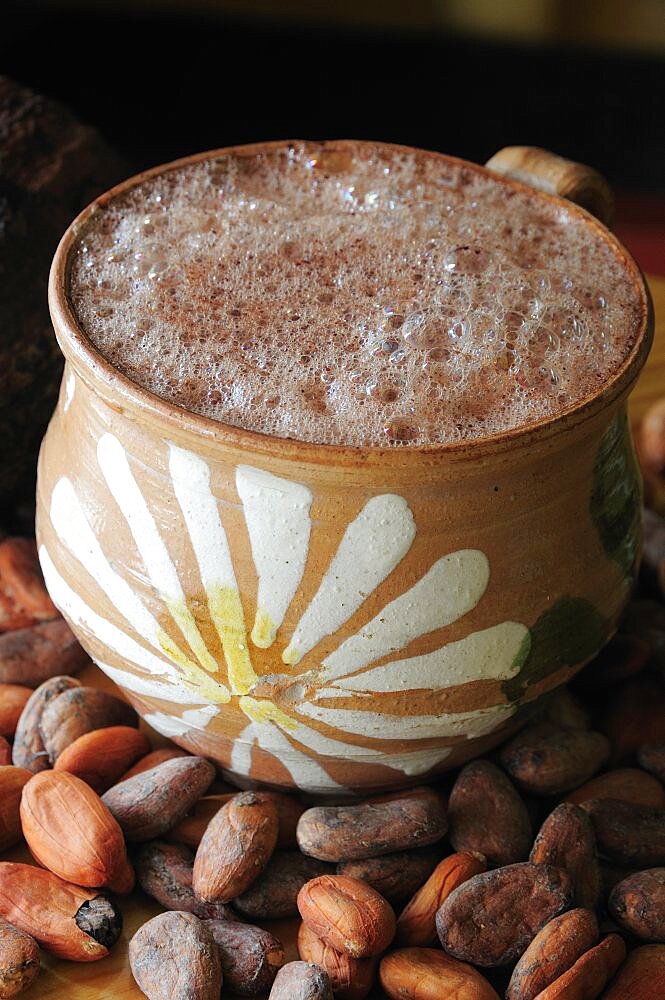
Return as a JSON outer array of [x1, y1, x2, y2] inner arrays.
[[129, 911, 222, 1000], [609, 869, 665, 942], [297, 788, 447, 862], [134, 840, 237, 921], [234, 850, 333, 919], [575, 634, 651, 693], [637, 743, 665, 783], [581, 798, 665, 866], [269, 961, 333, 1000], [0, 619, 88, 687], [102, 755, 215, 842], [436, 863, 573, 967], [337, 848, 438, 905], [205, 919, 284, 996], [530, 803, 601, 910], [0, 915, 40, 998], [566, 767, 665, 809], [599, 676, 665, 763], [500, 725, 610, 796], [448, 760, 531, 866], [11, 675, 81, 772], [0, 539, 57, 633], [39, 686, 138, 763]]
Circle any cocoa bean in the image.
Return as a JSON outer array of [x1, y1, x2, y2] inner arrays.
[[609, 869, 665, 942], [297, 874, 395, 959], [234, 850, 333, 920], [619, 599, 665, 673], [337, 847, 439, 904], [500, 725, 610, 796], [102, 756, 215, 841], [566, 767, 665, 809], [0, 687, 31, 739], [0, 619, 88, 687], [530, 803, 601, 910], [533, 688, 590, 730], [134, 841, 237, 921], [379, 946, 500, 1000], [0, 738, 9, 767], [448, 760, 532, 866], [637, 743, 665, 783], [129, 911, 222, 1000], [603, 943, 665, 999], [435, 863, 574, 967], [297, 922, 376, 1000], [39, 686, 137, 763], [204, 919, 284, 996], [297, 788, 447, 862], [506, 908, 598, 1000], [269, 961, 333, 1000], [532, 933, 626, 1000], [396, 851, 487, 948], [193, 791, 279, 903], [0, 915, 40, 998], [575, 634, 651, 693], [599, 676, 665, 763], [0, 539, 57, 632], [581, 798, 665, 866], [11, 675, 81, 772]]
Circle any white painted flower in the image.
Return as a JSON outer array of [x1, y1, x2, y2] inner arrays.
[[40, 432, 530, 792]]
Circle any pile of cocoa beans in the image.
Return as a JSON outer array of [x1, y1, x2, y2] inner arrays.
[[2, 500, 665, 999]]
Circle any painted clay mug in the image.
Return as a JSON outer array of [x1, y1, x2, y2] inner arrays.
[[36, 144, 653, 796]]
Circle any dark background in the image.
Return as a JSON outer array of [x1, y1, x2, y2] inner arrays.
[[2, 1, 664, 191]]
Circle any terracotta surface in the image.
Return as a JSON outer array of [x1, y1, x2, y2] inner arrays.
[[14, 271, 665, 1000], [35, 146, 652, 797]]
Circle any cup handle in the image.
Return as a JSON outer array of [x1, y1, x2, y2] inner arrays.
[[485, 146, 615, 229]]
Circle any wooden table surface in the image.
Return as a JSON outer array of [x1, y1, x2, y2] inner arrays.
[[9, 274, 665, 999]]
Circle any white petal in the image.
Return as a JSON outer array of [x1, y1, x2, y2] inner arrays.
[[39, 546, 230, 704], [236, 465, 312, 649], [297, 700, 516, 740], [321, 549, 490, 681], [322, 621, 530, 695], [96, 660, 207, 705], [283, 495, 415, 665], [97, 433, 219, 676], [169, 445, 256, 695], [50, 478, 190, 664], [143, 704, 217, 739], [231, 723, 257, 777], [254, 719, 346, 792]]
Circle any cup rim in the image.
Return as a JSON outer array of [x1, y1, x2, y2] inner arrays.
[[48, 139, 654, 467]]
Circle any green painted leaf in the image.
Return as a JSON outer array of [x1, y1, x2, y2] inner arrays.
[[590, 411, 641, 580], [502, 596, 608, 701]]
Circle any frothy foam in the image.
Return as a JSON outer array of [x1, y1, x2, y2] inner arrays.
[[69, 141, 642, 447]]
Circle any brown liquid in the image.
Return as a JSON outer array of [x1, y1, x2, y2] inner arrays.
[[69, 141, 642, 446]]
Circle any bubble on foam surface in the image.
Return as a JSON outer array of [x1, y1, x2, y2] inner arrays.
[[69, 141, 642, 447]]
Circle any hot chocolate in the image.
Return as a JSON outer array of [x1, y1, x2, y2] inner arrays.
[[68, 140, 642, 447]]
